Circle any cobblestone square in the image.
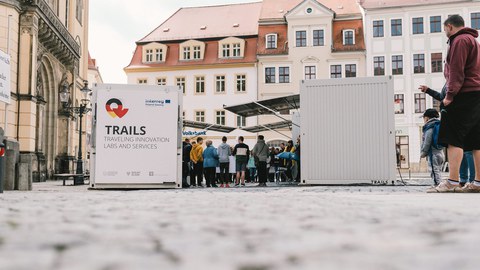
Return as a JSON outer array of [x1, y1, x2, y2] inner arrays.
[[1, 180, 480, 270]]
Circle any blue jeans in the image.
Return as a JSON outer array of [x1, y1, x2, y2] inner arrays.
[[460, 151, 475, 183]]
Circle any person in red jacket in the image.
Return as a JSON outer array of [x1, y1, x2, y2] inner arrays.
[[428, 15, 480, 193]]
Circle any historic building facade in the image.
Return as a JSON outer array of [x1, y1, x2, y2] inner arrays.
[[257, 0, 366, 143], [360, 0, 480, 171], [125, 2, 262, 147], [0, 0, 90, 188]]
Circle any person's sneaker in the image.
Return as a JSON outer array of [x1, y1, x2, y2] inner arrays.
[[241, 183, 246, 187], [212, 184, 218, 188], [220, 184, 224, 188], [426, 180, 461, 193], [234, 182, 240, 187], [225, 184, 230, 188], [459, 181, 480, 193]]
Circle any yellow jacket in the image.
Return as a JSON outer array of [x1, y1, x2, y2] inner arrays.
[[190, 144, 204, 164]]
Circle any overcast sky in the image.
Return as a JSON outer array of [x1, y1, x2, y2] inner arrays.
[[89, 0, 260, 84]]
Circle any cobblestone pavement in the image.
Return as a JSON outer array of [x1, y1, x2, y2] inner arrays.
[[1, 180, 480, 270]]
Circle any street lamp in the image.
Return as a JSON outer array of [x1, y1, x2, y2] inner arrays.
[[60, 80, 92, 185]]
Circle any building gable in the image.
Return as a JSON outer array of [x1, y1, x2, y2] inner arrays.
[[285, 0, 335, 20]]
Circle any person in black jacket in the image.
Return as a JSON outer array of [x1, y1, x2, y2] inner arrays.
[[182, 138, 192, 188]]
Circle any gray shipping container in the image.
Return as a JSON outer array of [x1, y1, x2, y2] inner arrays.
[[300, 76, 396, 185]]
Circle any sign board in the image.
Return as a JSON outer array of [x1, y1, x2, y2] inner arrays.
[[91, 84, 182, 189], [0, 50, 11, 104]]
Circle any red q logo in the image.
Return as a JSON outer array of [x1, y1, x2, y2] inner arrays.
[[105, 98, 129, 118]]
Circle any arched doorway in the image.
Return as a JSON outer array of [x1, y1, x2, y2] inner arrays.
[[34, 55, 59, 181]]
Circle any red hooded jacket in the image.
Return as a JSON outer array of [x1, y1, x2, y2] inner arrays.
[[444, 27, 480, 101]]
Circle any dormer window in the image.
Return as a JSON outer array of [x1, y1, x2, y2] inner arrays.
[[222, 44, 230, 57], [219, 37, 245, 59], [193, 46, 201, 59], [183, 47, 191, 60], [155, 49, 163, 62], [233, 43, 241, 57], [343, 30, 355, 45], [180, 40, 205, 61], [266, 34, 277, 49], [145, 49, 153, 62], [142, 43, 167, 63]]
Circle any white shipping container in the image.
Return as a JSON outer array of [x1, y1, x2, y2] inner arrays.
[[300, 77, 396, 185]]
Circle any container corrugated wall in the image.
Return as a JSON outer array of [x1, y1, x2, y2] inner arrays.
[[300, 77, 395, 185]]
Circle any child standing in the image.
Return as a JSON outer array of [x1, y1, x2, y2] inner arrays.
[[420, 109, 445, 185]]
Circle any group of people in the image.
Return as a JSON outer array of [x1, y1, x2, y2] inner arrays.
[[181, 135, 301, 188], [418, 15, 480, 192]]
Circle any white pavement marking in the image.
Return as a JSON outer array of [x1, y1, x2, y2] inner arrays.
[[0, 181, 479, 270]]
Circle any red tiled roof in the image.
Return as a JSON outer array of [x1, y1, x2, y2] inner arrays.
[[126, 37, 258, 70], [360, 0, 469, 9], [332, 19, 366, 52], [260, 0, 303, 20], [88, 52, 97, 70], [139, 2, 262, 43]]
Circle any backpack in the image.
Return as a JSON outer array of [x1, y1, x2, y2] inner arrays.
[[431, 121, 443, 150]]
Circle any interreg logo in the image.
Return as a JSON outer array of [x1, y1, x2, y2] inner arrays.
[[106, 98, 129, 118], [145, 99, 171, 107]]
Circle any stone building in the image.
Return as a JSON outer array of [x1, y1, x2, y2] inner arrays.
[[0, 0, 90, 189]]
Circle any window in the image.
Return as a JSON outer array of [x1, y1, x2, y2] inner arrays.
[[391, 19, 402, 36], [343, 30, 355, 45], [215, 76, 225, 93], [313, 30, 324, 46], [156, 78, 166, 85], [279, 67, 290, 83], [233, 43, 241, 57], [373, 20, 384, 37], [431, 53, 443, 73], [183, 47, 190, 60], [138, 79, 147, 84], [265, 67, 276, 83], [430, 16, 441, 33], [394, 94, 404, 114], [222, 44, 230, 57], [305, 66, 316, 80], [76, 0, 83, 24], [145, 49, 153, 62], [236, 75, 246, 92], [374, 56, 385, 76], [412, 17, 424, 34], [193, 46, 201, 59], [176, 77, 185, 94], [195, 76, 205, 94], [195, 111, 205, 122], [237, 115, 246, 127], [155, 49, 163, 62], [392, 55, 403, 75], [330, 65, 342, 78], [413, 54, 425, 73], [266, 34, 277, 49], [296, 31, 307, 47], [215, 111, 226, 125], [414, 93, 426, 113], [472, 12, 480, 30], [345, 64, 356, 78]]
